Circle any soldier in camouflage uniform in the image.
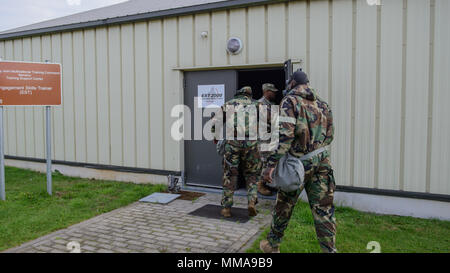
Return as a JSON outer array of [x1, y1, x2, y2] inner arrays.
[[257, 83, 279, 196], [260, 70, 337, 253], [212, 86, 262, 218]]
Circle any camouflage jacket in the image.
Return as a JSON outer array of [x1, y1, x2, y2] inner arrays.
[[212, 93, 260, 147], [266, 86, 334, 168]]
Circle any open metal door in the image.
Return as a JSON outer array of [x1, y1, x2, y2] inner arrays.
[[284, 59, 293, 90], [183, 70, 237, 188]]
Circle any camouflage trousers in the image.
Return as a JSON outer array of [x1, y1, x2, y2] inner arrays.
[[222, 140, 262, 208], [267, 153, 337, 253]]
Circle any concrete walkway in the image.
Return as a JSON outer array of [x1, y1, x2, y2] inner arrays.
[[4, 193, 274, 253]]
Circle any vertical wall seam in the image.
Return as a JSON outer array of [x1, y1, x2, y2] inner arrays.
[[147, 21, 151, 168], [119, 26, 124, 165], [193, 15, 197, 67], [71, 32, 77, 161], [209, 12, 213, 66], [399, 0, 408, 191], [374, 4, 382, 189], [83, 30, 87, 163], [133, 24, 137, 167], [264, 5, 268, 63], [306, 0, 311, 73], [226, 10, 230, 65], [350, 0, 357, 187], [60, 33, 66, 161], [106, 27, 111, 165], [285, 2, 289, 60], [161, 20, 166, 169], [245, 7, 249, 64], [426, 0, 436, 193], [94, 29, 99, 164]]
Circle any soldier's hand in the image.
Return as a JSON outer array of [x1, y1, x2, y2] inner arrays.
[[262, 167, 275, 183]]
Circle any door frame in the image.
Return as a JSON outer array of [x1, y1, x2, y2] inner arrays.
[[179, 60, 297, 188]]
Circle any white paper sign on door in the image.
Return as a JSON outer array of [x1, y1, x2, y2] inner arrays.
[[197, 84, 225, 108]]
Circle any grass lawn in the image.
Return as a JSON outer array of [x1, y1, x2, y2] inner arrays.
[[248, 201, 450, 253], [0, 166, 165, 252]]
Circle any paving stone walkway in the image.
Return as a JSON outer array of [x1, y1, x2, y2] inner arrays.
[[4, 193, 274, 253]]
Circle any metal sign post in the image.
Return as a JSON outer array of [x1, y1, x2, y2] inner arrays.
[[44, 60, 52, 196], [45, 105, 52, 195]]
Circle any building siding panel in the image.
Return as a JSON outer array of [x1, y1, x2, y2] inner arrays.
[[0, 0, 448, 196]]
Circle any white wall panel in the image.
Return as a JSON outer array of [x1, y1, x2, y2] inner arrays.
[[51, 34, 65, 161], [73, 31, 87, 163], [211, 11, 228, 66], [379, 0, 403, 190], [134, 22, 150, 169], [194, 13, 211, 67], [179, 16, 194, 68], [84, 29, 98, 164], [309, 0, 329, 101], [267, 3, 286, 62], [121, 24, 136, 167], [353, 0, 377, 188], [148, 20, 164, 170], [163, 18, 181, 171], [331, 0, 353, 186], [61, 32, 76, 162], [108, 26, 123, 166], [228, 8, 246, 65], [248, 6, 266, 64], [403, 0, 430, 193], [430, 0, 450, 195], [287, 1, 307, 65], [95, 28, 111, 165]]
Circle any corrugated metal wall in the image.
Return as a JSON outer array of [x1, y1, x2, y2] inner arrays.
[[0, 0, 448, 195]]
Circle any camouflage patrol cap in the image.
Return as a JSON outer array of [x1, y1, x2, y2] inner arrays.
[[237, 86, 253, 95], [262, 83, 279, 92]]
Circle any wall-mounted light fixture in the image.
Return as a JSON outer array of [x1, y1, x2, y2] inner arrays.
[[226, 37, 243, 55]]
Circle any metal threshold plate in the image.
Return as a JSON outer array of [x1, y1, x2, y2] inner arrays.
[[139, 192, 181, 204]]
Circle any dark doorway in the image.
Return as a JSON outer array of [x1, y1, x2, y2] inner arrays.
[[236, 67, 285, 189], [237, 68, 285, 104]]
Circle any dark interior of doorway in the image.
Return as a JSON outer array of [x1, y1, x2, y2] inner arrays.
[[237, 67, 286, 104], [235, 67, 285, 190]]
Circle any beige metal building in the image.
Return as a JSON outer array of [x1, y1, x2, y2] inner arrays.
[[0, 0, 449, 219]]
